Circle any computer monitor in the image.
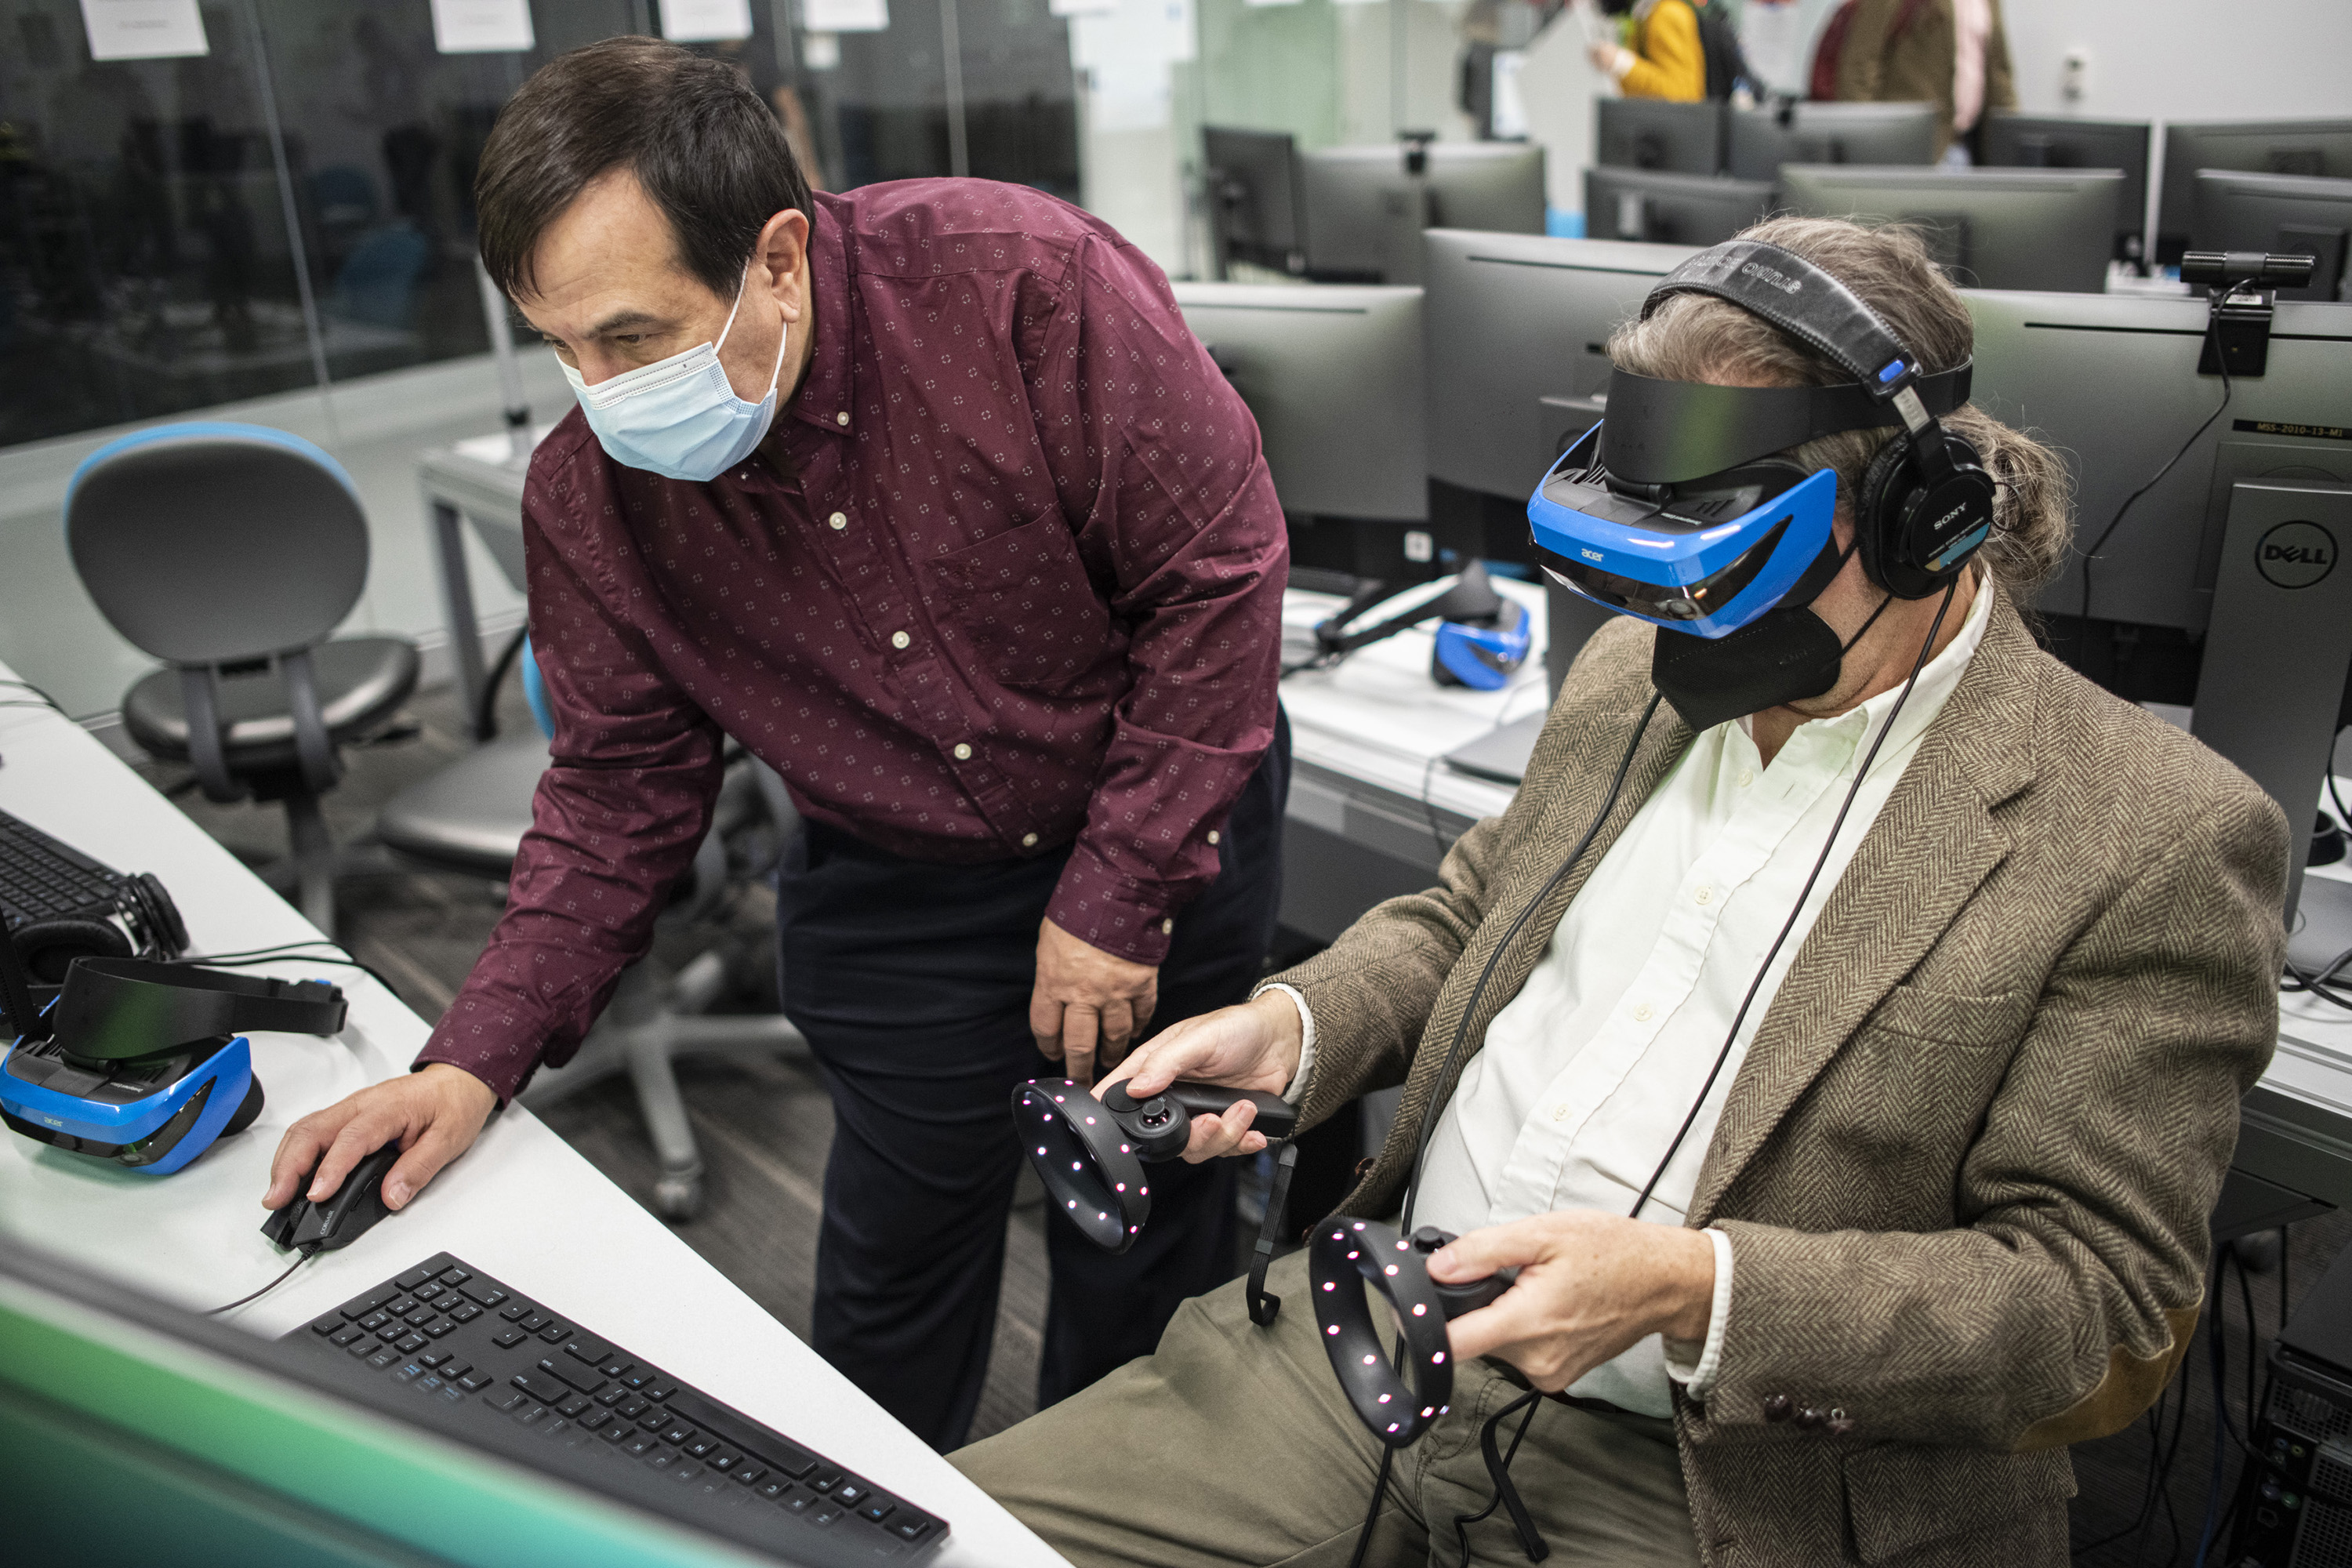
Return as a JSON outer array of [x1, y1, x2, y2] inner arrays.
[[1421, 229, 1697, 503], [1777, 165, 2122, 292], [0, 1240, 825, 1566], [1203, 125, 1306, 277], [2192, 170, 2352, 303], [1964, 285, 2352, 946], [1724, 100, 1938, 183], [1170, 281, 1425, 523], [2157, 118, 2352, 263], [1582, 169, 1775, 247], [1297, 142, 1546, 285], [1978, 111, 2152, 264], [1596, 99, 1725, 176]]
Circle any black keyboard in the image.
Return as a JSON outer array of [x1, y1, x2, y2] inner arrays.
[[0, 806, 123, 931], [279, 1252, 948, 1563]]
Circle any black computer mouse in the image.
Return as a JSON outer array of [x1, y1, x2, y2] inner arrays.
[[260, 1142, 402, 1254]]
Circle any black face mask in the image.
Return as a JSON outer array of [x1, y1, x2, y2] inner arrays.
[[1650, 586, 1893, 734]]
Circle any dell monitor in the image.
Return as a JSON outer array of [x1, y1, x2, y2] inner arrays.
[[1297, 141, 1546, 285], [1582, 169, 1775, 247], [2158, 118, 2352, 263], [1596, 98, 1725, 176], [1964, 285, 2352, 951], [1777, 165, 2122, 292], [1203, 126, 1306, 278], [2192, 169, 2352, 303], [1171, 281, 1425, 524], [1724, 100, 1938, 183], [1979, 111, 2153, 264]]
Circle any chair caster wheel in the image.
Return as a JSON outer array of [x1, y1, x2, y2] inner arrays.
[[653, 1174, 702, 1221]]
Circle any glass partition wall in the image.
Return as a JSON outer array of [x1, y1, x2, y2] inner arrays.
[[1, 0, 1484, 451]]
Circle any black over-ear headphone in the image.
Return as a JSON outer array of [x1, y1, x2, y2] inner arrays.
[[1639, 239, 1999, 600]]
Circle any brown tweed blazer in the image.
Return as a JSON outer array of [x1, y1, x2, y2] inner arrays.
[[1269, 585, 2287, 1566]]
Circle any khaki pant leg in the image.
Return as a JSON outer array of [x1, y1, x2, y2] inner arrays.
[[1410, 1365, 1700, 1568], [952, 1250, 1427, 1568]]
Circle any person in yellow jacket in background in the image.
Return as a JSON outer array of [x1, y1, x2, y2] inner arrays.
[[1588, 0, 1706, 102]]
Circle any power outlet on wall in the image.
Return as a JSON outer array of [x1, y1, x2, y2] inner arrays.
[[2061, 47, 2089, 103]]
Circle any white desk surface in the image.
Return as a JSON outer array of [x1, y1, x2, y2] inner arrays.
[[0, 666, 1062, 1568], [1276, 578, 1550, 825]]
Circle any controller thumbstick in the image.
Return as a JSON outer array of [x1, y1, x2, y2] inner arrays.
[[1409, 1225, 1456, 1254]]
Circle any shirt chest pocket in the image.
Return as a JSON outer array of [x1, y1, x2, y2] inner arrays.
[[924, 514, 1112, 692]]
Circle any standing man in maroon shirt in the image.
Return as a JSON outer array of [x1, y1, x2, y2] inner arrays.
[[263, 38, 1290, 1450]]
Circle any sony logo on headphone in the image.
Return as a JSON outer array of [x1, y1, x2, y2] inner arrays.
[[1739, 261, 1803, 295], [1933, 501, 1972, 533]]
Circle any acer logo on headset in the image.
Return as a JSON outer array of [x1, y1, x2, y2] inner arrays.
[[1740, 262, 1803, 295]]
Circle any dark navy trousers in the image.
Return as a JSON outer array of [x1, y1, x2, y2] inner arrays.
[[777, 713, 1289, 1450]]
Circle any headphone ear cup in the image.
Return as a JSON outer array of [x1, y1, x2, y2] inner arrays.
[[1854, 430, 1917, 593], [1887, 433, 1998, 598], [129, 873, 189, 960], [13, 917, 134, 986]]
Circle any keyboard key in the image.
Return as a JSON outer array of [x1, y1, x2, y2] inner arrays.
[[374, 1326, 405, 1343], [660, 1421, 695, 1447], [893, 1520, 930, 1543], [449, 1304, 482, 1324], [456, 1371, 491, 1393], [811, 1469, 842, 1493], [412, 1281, 444, 1301], [515, 1404, 548, 1426], [637, 1411, 670, 1432], [416, 1349, 450, 1368], [622, 1434, 659, 1458], [732, 1466, 766, 1487], [310, 1314, 344, 1336], [348, 1339, 379, 1359], [644, 1382, 678, 1403], [539, 1417, 568, 1439], [394, 1265, 437, 1291], [385, 1297, 419, 1318], [619, 1367, 659, 1390], [834, 1482, 866, 1508], [402, 1306, 436, 1327], [519, 1312, 550, 1334], [509, 1372, 574, 1406], [757, 1480, 790, 1501], [861, 1501, 896, 1525], [783, 1492, 813, 1513], [461, 1283, 507, 1310], [597, 1359, 633, 1381], [671, 1462, 705, 1483], [596, 1388, 629, 1408], [435, 1362, 470, 1383], [487, 1389, 526, 1413], [493, 1329, 527, 1349], [646, 1451, 676, 1471], [440, 1385, 466, 1404], [599, 1421, 633, 1445], [577, 1409, 610, 1431], [417, 1376, 444, 1395], [366, 1349, 398, 1370], [394, 1334, 427, 1355], [809, 1503, 841, 1526], [421, 1319, 456, 1339], [535, 1356, 606, 1396], [337, 1283, 400, 1319], [706, 1449, 739, 1472], [537, 1324, 571, 1345], [500, 1302, 531, 1322], [358, 1311, 393, 1333], [394, 1362, 425, 1383], [437, 1267, 470, 1287], [556, 1396, 590, 1420], [563, 1336, 613, 1367], [328, 1324, 365, 1348], [616, 1396, 651, 1420]]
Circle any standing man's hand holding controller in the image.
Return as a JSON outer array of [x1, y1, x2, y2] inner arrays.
[[1094, 992, 1303, 1162]]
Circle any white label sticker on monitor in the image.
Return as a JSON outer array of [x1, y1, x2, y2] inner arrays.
[[78, 0, 207, 60], [661, 0, 753, 40], [430, 0, 535, 53], [803, 0, 891, 31]]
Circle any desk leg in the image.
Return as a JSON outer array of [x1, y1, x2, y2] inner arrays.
[[430, 498, 491, 742]]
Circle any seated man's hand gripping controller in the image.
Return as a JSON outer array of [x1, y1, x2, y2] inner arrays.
[[1011, 1078, 1298, 1254], [1309, 1219, 1518, 1446]]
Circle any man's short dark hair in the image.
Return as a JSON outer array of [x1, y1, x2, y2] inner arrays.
[[475, 36, 811, 302]]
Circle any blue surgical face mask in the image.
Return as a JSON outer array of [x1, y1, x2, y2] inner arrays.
[[561, 267, 789, 482]]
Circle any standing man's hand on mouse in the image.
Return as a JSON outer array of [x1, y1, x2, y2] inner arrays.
[[263, 1062, 497, 1214]]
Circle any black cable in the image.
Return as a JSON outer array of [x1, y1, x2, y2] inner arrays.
[[1453, 1389, 1548, 1565], [202, 1248, 314, 1316], [0, 677, 64, 713], [1343, 1445, 1397, 1568], [474, 623, 531, 741], [169, 940, 399, 1000], [2328, 726, 2351, 833], [1630, 580, 1957, 1222], [2073, 310, 2235, 667]]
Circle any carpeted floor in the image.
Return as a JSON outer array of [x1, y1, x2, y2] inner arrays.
[[140, 675, 2352, 1555]]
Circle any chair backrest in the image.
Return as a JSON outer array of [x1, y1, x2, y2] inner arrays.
[[64, 422, 370, 668]]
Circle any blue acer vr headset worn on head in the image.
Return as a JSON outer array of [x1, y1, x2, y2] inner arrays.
[[1527, 238, 1996, 641], [1, 954, 344, 1177]]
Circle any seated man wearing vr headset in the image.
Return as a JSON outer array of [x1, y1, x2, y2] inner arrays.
[[953, 216, 2288, 1564]]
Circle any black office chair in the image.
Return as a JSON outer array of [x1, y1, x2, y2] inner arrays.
[[376, 639, 805, 1220], [65, 423, 419, 938]]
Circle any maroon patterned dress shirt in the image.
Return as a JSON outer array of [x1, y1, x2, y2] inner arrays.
[[418, 180, 1288, 1102]]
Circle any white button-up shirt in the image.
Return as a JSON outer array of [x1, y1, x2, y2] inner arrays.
[[1273, 581, 1991, 1418]]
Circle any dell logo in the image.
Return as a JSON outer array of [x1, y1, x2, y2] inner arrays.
[[2256, 521, 2337, 590]]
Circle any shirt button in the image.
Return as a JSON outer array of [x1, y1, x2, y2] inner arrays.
[[1632, 1002, 1654, 1022], [828, 512, 848, 531], [1737, 768, 1755, 788], [1207, 830, 1220, 845], [1160, 918, 1174, 935], [1022, 833, 1039, 848], [1693, 885, 1714, 906], [890, 630, 911, 650], [836, 411, 850, 426], [952, 742, 973, 761], [1552, 1104, 1569, 1122]]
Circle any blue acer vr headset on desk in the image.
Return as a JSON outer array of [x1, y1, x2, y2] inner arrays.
[[1, 949, 344, 1177], [1526, 239, 1998, 731]]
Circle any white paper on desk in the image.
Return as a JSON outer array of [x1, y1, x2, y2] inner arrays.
[[431, 0, 535, 53], [78, 0, 207, 60], [802, 0, 890, 31], [662, 0, 754, 40]]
